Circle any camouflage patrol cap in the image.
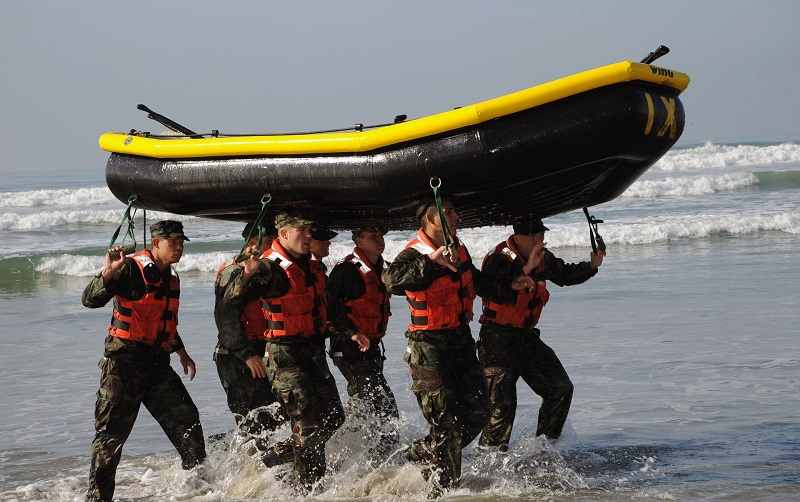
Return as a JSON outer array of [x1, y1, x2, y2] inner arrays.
[[150, 220, 190, 241], [274, 210, 315, 229]]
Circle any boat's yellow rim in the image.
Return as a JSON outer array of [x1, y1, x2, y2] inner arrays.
[[99, 61, 689, 159]]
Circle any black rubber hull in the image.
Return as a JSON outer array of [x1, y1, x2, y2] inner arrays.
[[106, 82, 684, 230]]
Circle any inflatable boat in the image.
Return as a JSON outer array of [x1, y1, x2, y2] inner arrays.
[[100, 53, 689, 230]]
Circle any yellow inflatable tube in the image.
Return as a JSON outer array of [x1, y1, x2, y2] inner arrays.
[[99, 61, 690, 159]]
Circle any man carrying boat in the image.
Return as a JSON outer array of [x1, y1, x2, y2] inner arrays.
[[477, 216, 605, 451], [213, 222, 287, 454], [326, 226, 399, 461], [382, 198, 535, 493], [225, 210, 344, 492], [82, 220, 206, 502]]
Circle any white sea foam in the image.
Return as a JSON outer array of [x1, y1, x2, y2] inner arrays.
[[0, 209, 123, 230], [0, 186, 116, 208], [622, 172, 758, 198], [598, 211, 800, 244], [31, 208, 800, 278], [174, 251, 241, 274], [36, 254, 110, 277], [654, 142, 800, 172]]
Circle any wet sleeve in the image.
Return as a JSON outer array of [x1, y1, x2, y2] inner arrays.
[[381, 247, 437, 295], [224, 259, 290, 304], [326, 262, 364, 341], [541, 249, 597, 287], [164, 334, 186, 354], [81, 260, 136, 308]]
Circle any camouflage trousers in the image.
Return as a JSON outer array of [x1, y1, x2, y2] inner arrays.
[[214, 343, 288, 450], [88, 336, 206, 502], [264, 335, 345, 489], [477, 326, 574, 450], [330, 338, 400, 459], [403, 327, 490, 489]]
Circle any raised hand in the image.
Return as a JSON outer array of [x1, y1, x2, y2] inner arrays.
[[590, 249, 606, 269], [428, 245, 458, 272], [522, 241, 547, 276]]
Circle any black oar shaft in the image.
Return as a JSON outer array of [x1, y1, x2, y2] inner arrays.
[[137, 104, 197, 136]]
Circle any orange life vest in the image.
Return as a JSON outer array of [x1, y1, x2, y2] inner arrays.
[[260, 241, 327, 338], [109, 250, 180, 347], [342, 247, 391, 339], [404, 229, 476, 331], [216, 260, 267, 341], [479, 238, 550, 330]]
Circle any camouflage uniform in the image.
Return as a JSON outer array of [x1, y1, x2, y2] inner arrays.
[[82, 260, 205, 502], [326, 256, 399, 459], [478, 247, 596, 449], [213, 262, 287, 451], [225, 253, 344, 489], [383, 243, 504, 490]]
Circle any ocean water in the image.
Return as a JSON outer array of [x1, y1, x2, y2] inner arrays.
[[1, 141, 799, 501]]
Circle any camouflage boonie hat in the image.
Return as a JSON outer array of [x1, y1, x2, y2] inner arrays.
[[150, 220, 190, 241], [274, 210, 315, 229]]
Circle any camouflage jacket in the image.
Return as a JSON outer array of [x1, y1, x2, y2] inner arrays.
[[381, 245, 509, 306], [82, 259, 185, 353], [214, 262, 261, 361], [223, 255, 296, 305]]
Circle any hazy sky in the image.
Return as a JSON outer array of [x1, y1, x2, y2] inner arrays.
[[2, 1, 798, 175]]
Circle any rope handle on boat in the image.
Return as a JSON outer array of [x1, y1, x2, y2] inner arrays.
[[429, 178, 458, 260], [136, 102, 407, 139], [582, 206, 606, 254], [236, 194, 272, 262], [106, 195, 138, 259]]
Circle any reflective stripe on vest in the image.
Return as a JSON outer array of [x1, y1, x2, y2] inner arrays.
[[404, 229, 476, 331], [479, 238, 550, 329], [342, 247, 391, 339], [109, 250, 180, 347], [260, 242, 327, 338]]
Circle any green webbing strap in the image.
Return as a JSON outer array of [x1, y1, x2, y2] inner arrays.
[[239, 194, 272, 254], [429, 178, 457, 256], [107, 195, 138, 250]]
